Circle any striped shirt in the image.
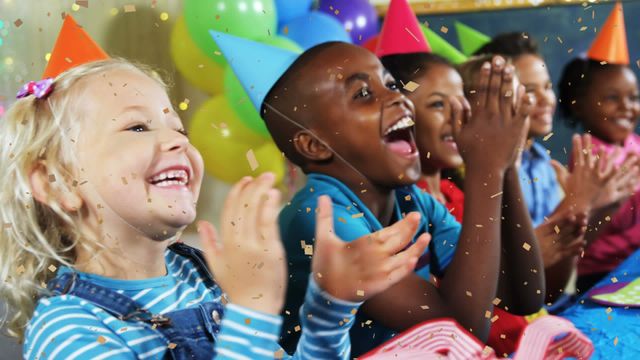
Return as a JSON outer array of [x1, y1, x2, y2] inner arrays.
[[24, 249, 361, 359]]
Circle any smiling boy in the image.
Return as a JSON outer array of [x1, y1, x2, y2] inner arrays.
[[213, 33, 545, 356]]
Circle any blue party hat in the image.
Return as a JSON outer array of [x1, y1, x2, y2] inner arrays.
[[210, 30, 302, 111]]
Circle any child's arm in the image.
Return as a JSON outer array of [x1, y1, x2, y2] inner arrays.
[[200, 176, 428, 359], [495, 167, 546, 314], [361, 57, 534, 341]]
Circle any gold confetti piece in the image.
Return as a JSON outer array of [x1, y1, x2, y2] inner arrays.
[[522, 242, 531, 251], [160, 12, 169, 21], [485, 310, 492, 319], [179, 102, 188, 111], [490, 191, 503, 199], [492, 298, 502, 306], [121, 177, 128, 185], [48, 264, 57, 272], [123, 4, 136, 13], [490, 315, 499, 323], [97, 335, 106, 344], [420, 305, 430, 310], [16, 265, 25, 274], [614, 337, 619, 346], [274, 349, 285, 359], [244, 318, 251, 325], [294, 325, 301, 332], [500, 334, 506, 339], [554, 225, 560, 234], [14, 19, 23, 27], [475, 224, 483, 228], [337, 217, 346, 224], [168, 342, 177, 349], [404, 195, 411, 201], [605, 216, 611, 222], [162, 107, 170, 114], [556, 36, 563, 44], [246, 149, 259, 171], [466, 291, 472, 297], [304, 244, 313, 256], [365, 320, 373, 325], [543, 132, 554, 141], [605, 307, 612, 314], [403, 81, 420, 92], [611, 277, 618, 283], [351, 213, 364, 219], [440, 25, 448, 34], [356, 289, 365, 297], [580, 26, 587, 32]]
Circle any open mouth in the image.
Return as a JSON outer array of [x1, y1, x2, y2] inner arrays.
[[148, 168, 190, 188], [383, 115, 418, 157], [614, 118, 635, 130]]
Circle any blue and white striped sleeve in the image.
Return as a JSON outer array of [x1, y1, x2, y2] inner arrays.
[[215, 277, 361, 360], [291, 277, 362, 360], [23, 299, 136, 360], [214, 303, 284, 359]]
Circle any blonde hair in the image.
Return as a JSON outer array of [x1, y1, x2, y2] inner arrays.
[[0, 59, 167, 340]]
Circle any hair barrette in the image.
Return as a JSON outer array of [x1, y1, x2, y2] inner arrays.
[[16, 78, 54, 99]]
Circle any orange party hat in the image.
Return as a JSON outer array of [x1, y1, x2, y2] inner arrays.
[[42, 15, 109, 79], [587, 2, 629, 65]]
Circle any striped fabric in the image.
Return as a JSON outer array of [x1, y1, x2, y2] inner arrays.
[[24, 250, 361, 360], [361, 316, 593, 360]]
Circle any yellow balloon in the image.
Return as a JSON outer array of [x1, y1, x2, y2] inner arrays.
[[189, 96, 285, 184], [170, 16, 224, 95]]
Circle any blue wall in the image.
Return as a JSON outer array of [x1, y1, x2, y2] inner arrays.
[[416, 1, 640, 163]]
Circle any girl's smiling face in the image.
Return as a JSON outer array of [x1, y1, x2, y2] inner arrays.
[[575, 66, 640, 144], [74, 69, 204, 241], [513, 54, 556, 138]]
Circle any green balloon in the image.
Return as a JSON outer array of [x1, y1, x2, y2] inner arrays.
[[224, 35, 303, 137], [184, 0, 277, 65]]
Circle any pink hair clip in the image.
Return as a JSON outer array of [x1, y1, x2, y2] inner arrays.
[[16, 78, 54, 99]]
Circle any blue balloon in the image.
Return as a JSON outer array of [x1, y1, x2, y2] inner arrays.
[[275, 0, 313, 26], [279, 11, 352, 50]]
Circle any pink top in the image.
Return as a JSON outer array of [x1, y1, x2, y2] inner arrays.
[[590, 133, 640, 167], [578, 133, 640, 276]]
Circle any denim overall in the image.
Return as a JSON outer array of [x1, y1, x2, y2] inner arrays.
[[46, 243, 224, 360]]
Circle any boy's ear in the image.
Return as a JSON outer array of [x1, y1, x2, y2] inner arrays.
[[293, 131, 333, 162], [29, 162, 83, 212]]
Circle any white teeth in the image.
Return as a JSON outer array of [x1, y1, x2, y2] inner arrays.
[[150, 170, 189, 186], [384, 116, 415, 136], [615, 119, 633, 129], [442, 135, 454, 141]]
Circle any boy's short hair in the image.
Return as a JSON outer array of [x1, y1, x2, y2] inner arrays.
[[474, 32, 540, 59]]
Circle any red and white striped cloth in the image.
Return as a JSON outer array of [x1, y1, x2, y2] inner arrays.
[[361, 316, 593, 360]]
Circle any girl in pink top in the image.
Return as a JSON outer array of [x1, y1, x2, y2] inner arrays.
[[558, 57, 640, 291]]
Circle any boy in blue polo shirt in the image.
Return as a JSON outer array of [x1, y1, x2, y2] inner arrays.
[[212, 31, 545, 356]]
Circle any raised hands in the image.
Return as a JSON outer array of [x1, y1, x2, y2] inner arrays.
[[199, 173, 287, 315], [455, 56, 535, 174], [535, 210, 587, 268], [311, 196, 430, 302], [557, 134, 640, 215]]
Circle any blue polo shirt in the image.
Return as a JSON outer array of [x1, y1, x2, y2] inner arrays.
[[518, 142, 562, 227], [278, 173, 460, 356]]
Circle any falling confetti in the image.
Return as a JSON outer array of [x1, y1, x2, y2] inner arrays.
[[246, 149, 259, 171]]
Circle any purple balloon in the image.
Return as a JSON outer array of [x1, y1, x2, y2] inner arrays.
[[318, 0, 379, 45]]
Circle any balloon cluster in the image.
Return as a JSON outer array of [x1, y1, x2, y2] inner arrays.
[[170, 0, 379, 184]]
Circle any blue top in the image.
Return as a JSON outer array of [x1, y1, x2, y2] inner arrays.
[[518, 142, 562, 227], [24, 248, 361, 360], [278, 173, 461, 356]]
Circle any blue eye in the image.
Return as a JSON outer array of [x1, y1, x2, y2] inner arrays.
[[127, 124, 148, 132]]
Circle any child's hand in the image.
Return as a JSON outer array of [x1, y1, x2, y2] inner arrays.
[[592, 152, 640, 210], [198, 173, 287, 315], [311, 196, 430, 302], [456, 56, 534, 174], [535, 210, 587, 268], [563, 134, 639, 213]]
